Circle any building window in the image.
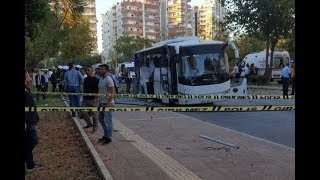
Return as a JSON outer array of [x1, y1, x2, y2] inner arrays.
[[131, 14, 134, 17], [130, 28, 133, 31]]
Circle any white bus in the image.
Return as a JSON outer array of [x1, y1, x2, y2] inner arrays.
[[242, 50, 290, 83], [133, 36, 247, 105]]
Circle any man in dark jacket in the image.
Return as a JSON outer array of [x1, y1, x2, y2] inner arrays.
[[81, 67, 99, 132], [50, 69, 58, 92], [25, 70, 42, 170], [35, 70, 45, 100]]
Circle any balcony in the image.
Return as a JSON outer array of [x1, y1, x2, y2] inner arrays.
[[122, 16, 142, 21], [145, 3, 159, 9], [146, 10, 158, 15], [168, 8, 183, 13], [121, 1, 142, 6], [122, 24, 143, 28], [121, 9, 142, 14]]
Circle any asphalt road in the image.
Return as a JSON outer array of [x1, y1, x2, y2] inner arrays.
[[179, 111, 295, 149]]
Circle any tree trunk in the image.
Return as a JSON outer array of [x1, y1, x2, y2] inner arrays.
[[265, 35, 270, 68], [262, 35, 271, 84], [270, 37, 278, 68]]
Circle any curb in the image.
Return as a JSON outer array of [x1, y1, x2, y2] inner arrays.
[[61, 96, 113, 180]]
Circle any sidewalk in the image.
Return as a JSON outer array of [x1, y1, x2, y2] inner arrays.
[[77, 111, 295, 180]]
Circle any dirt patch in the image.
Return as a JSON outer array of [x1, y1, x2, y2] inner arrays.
[[25, 112, 103, 180]]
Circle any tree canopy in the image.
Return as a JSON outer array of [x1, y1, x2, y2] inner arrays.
[[235, 35, 266, 60], [25, 0, 96, 72], [58, 18, 95, 61], [224, 0, 295, 83], [115, 36, 154, 63]]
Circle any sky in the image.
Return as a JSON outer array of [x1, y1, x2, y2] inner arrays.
[[95, 0, 198, 53]]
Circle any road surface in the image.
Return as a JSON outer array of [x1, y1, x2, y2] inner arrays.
[[179, 111, 295, 148]]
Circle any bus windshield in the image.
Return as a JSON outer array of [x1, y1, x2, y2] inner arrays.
[[178, 53, 229, 85]]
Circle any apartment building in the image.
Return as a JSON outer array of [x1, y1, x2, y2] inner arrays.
[[102, 0, 160, 61], [198, 0, 226, 40], [83, 0, 98, 54], [102, 11, 116, 62], [166, 0, 193, 39]]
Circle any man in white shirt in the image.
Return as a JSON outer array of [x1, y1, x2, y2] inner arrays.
[[243, 63, 250, 78], [43, 71, 50, 97], [281, 63, 291, 99]]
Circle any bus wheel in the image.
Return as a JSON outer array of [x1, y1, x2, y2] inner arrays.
[[270, 78, 274, 82]]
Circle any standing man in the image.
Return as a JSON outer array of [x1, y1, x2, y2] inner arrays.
[[50, 69, 58, 92], [98, 64, 115, 144], [290, 61, 295, 95], [81, 67, 99, 132], [234, 62, 240, 80], [109, 70, 119, 94], [243, 63, 250, 79], [95, 68, 101, 79], [25, 70, 42, 170], [79, 68, 87, 106], [43, 71, 50, 98], [35, 70, 45, 101], [281, 63, 291, 99], [64, 62, 84, 117], [80, 68, 87, 79], [125, 70, 132, 93]]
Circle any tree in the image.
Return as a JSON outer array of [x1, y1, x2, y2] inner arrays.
[[107, 48, 118, 70], [25, 0, 88, 71], [235, 35, 266, 60], [58, 18, 95, 61], [115, 36, 154, 63], [52, 0, 86, 30], [224, 0, 295, 84], [76, 54, 101, 66], [25, 11, 64, 72], [25, 0, 51, 40], [214, 19, 230, 42], [276, 30, 295, 58]]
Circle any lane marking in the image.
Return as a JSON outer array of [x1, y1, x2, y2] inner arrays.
[[177, 113, 295, 151], [115, 120, 202, 180]]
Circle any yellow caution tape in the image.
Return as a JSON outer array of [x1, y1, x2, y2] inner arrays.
[[32, 92, 295, 100], [25, 105, 295, 112]]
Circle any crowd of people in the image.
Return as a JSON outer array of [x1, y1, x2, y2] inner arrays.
[[25, 62, 126, 172], [230, 62, 257, 82], [62, 62, 117, 145]]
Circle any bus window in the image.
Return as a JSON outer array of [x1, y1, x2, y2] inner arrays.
[[178, 52, 228, 85], [161, 54, 169, 67]]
